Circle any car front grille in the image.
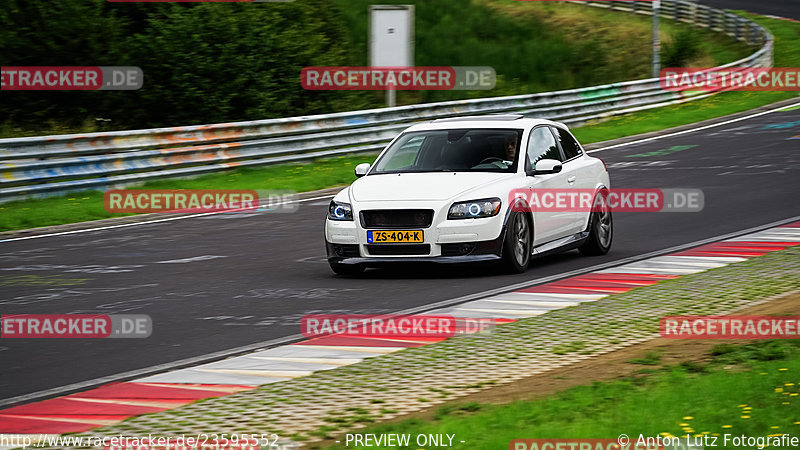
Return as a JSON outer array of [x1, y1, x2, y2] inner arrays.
[[360, 210, 434, 229], [366, 244, 431, 256]]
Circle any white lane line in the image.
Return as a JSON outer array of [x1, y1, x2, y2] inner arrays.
[[617, 259, 730, 269], [652, 255, 748, 264], [596, 267, 705, 275], [134, 370, 278, 385], [451, 300, 563, 311], [455, 308, 552, 317], [484, 292, 604, 303], [482, 298, 581, 308], [504, 293, 608, 300], [290, 345, 404, 354], [194, 368, 312, 378], [247, 346, 387, 359], [734, 230, 800, 240], [586, 101, 800, 154], [156, 255, 227, 264], [726, 236, 800, 242], [248, 356, 363, 366], [198, 358, 340, 371], [741, 228, 800, 235]]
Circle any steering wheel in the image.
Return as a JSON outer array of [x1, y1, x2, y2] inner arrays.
[[478, 157, 503, 165]]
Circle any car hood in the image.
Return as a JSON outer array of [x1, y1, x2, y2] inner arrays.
[[351, 172, 515, 202]]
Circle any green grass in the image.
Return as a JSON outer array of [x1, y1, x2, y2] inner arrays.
[[572, 90, 799, 145], [1, 12, 796, 232], [571, 12, 800, 144], [320, 341, 800, 450], [332, 0, 752, 105]]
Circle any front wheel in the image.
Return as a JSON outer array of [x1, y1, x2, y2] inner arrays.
[[502, 212, 531, 273], [578, 193, 613, 256], [329, 261, 365, 276]]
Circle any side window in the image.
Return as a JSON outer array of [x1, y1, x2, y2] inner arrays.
[[554, 127, 582, 160], [526, 126, 562, 171]]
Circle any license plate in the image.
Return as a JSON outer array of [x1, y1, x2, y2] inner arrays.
[[368, 230, 423, 243]]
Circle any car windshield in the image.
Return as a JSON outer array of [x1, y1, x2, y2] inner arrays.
[[371, 129, 522, 174]]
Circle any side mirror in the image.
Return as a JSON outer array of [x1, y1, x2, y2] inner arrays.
[[354, 163, 371, 178], [529, 159, 562, 176]]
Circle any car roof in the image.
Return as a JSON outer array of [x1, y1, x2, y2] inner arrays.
[[405, 115, 569, 132]]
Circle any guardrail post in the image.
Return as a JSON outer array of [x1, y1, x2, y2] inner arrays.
[[721, 10, 727, 33], [708, 6, 715, 30]]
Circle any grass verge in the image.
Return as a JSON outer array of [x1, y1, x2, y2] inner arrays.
[[0, 154, 375, 232], [0, 13, 797, 233], [321, 340, 800, 449]]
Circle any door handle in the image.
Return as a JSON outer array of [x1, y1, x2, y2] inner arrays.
[[567, 176, 576, 183]]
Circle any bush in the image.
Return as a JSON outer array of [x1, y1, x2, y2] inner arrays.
[[0, 0, 373, 130], [661, 28, 702, 67]]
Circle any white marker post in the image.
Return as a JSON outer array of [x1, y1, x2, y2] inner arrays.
[[369, 5, 414, 107], [653, 0, 661, 78]]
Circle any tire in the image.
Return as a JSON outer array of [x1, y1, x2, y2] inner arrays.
[[329, 261, 365, 276], [578, 192, 613, 256], [502, 212, 532, 273]]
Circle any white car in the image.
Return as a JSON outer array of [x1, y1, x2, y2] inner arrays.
[[324, 115, 611, 275]]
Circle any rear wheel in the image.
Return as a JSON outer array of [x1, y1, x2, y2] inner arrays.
[[578, 192, 612, 256], [502, 212, 531, 273], [329, 262, 365, 276]]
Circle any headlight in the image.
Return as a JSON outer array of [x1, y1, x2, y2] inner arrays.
[[448, 198, 502, 220], [328, 201, 353, 221]]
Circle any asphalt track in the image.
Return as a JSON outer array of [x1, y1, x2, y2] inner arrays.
[[1, 102, 799, 402], [697, 0, 800, 20]]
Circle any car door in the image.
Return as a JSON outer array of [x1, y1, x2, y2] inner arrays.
[[523, 126, 572, 245], [551, 126, 595, 235]]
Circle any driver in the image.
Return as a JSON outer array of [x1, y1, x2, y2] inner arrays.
[[504, 134, 518, 162]]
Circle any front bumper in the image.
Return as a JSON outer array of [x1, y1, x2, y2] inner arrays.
[[325, 199, 510, 266], [325, 232, 505, 266]]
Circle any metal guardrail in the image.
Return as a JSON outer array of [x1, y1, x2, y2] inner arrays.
[[0, 0, 773, 202]]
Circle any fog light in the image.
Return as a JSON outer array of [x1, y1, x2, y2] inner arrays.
[[458, 243, 475, 255]]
